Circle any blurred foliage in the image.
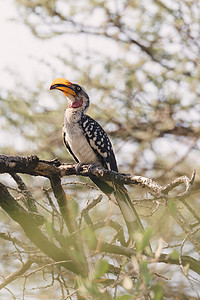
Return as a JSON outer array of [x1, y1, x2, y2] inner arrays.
[[0, 0, 200, 298]]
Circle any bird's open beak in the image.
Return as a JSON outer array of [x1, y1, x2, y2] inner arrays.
[[50, 78, 76, 97]]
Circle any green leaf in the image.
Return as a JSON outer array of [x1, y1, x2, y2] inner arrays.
[[142, 228, 153, 250], [45, 221, 53, 237], [151, 283, 164, 300], [116, 295, 132, 300], [140, 260, 153, 287], [169, 249, 179, 260], [134, 228, 153, 252], [82, 226, 96, 248], [167, 199, 178, 216], [95, 259, 109, 279]]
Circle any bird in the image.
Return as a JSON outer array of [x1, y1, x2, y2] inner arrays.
[[50, 78, 147, 245]]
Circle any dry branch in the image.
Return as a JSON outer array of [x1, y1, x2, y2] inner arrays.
[[10, 172, 38, 213], [0, 155, 195, 198], [0, 259, 33, 290], [49, 174, 75, 233]]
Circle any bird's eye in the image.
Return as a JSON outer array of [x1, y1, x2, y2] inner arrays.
[[76, 86, 81, 91]]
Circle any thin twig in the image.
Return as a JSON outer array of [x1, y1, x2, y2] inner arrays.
[[0, 259, 33, 290], [10, 173, 38, 213]]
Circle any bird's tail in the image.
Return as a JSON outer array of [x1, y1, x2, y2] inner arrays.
[[89, 177, 152, 254], [113, 184, 144, 235], [90, 177, 143, 233], [113, 184, 152, 254]]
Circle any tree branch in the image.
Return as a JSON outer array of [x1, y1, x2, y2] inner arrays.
[[0, 259, 33, 290], [0, 155, 195, 198], [99, 242, 200, 276], [10, 172, 39, 214], [49, 174, 76, 233]]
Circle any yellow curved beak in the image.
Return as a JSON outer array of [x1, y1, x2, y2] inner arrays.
[[50, 78, 76, 96]]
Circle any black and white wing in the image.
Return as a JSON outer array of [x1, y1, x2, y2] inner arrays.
[[79, 114, 118, 172]]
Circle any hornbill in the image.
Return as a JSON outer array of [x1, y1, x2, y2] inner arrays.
[[50, 78, 147, 243]]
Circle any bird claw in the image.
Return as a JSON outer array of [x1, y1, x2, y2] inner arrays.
[[88, 162, 102, 172], [76, 162, 102, 174], [50, 158, 61, 166], [75, 163, 84, 174]]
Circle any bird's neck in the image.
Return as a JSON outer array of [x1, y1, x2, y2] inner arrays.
[[64, 107, 84, 124]]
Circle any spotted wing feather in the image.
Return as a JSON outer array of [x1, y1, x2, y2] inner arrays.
[[80, 115, 118, 172]]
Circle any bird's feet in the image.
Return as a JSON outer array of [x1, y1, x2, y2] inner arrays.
[[75, 162, 84, 174], [75, 162, 102, 174], [50, 158, 61, 166], [88, 162, 102, 172]]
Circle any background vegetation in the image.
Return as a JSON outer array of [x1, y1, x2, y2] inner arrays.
[[0, 0, 200, 298]]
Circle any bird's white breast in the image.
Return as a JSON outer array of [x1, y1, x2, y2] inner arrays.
[[64, 109, 99, 164]]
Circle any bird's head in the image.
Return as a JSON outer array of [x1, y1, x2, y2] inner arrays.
[[50, 78, 89, 112]]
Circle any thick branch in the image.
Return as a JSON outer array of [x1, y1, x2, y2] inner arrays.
[[50, 174, 76, 233], [0, 155, 195, 198]]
